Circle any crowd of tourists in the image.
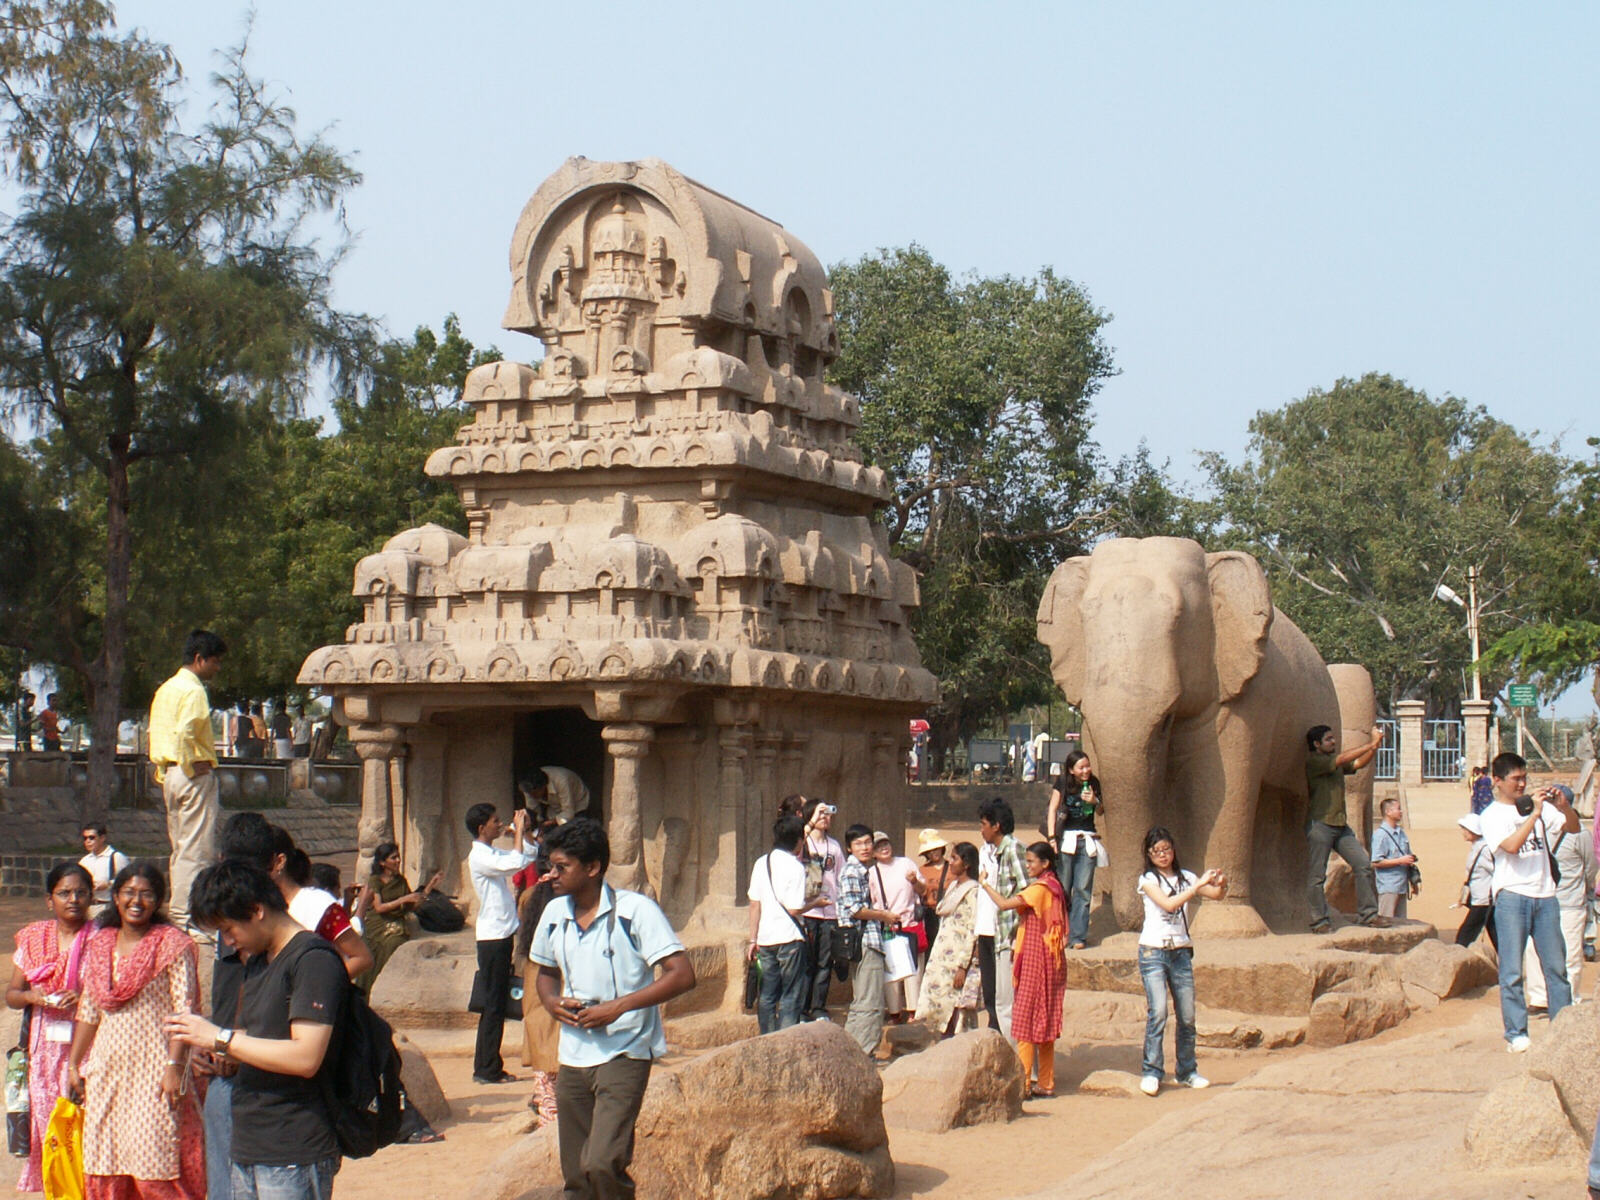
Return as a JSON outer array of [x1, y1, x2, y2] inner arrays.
[[743, 759, 1225, 1099]]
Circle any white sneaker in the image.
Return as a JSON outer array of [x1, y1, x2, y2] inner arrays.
[[1179, 1073, 1211, 1089], [1140, 1074, 1160, 1096], [1508, 1035, 1531, 1053]]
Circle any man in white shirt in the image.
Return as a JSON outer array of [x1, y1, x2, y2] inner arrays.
[[78, 821, 129, 915], [1480, 751, 1581, 1051], [747, 813, 822, 1033], [468, 801, 533, 1084], [1525, 784, 1597, 1010], [518, 766, 590, 825]]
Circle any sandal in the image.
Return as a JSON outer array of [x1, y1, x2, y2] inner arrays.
[[1029, 1085, 1055, 1098], [403, 1129, 445, 1144]]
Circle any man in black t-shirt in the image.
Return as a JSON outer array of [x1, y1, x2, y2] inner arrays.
[[167, 860, 346, 1200]]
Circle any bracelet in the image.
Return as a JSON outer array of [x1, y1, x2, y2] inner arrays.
[[165, 1059, 183, 1067]]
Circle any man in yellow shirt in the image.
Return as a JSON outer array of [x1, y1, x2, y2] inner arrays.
[[149, 629, 227, 936]]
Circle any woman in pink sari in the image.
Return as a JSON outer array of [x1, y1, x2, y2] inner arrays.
[[6, 863, 93, 1193], [66, 861, 204, 1200]]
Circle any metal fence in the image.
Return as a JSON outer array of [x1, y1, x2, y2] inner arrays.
[[1374, 719, 1398, 780], [1423, 720, 1465, 780]]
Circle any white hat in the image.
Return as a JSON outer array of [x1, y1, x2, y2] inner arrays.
[[1457, 812, 1482, 836], [916, 828, 949, 857]]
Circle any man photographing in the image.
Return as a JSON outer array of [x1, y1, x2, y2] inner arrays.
[[1480, 751, 1580, 1052]]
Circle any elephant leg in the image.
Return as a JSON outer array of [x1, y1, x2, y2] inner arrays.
[[1189, 721, 1270, 939]]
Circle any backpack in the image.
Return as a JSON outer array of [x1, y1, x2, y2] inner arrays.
[[318, 979, 405, 1158], [415, 891, 466, 933]]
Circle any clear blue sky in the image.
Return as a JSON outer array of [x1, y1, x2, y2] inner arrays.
[[113, 1, 1600, 714]]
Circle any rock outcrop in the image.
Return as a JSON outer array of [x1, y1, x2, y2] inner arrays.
[[480, 1021, 893, 1200], [879, 1029, 1023, 1131]]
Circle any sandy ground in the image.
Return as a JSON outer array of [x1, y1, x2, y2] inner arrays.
[[2, 776, 1587, 1198]]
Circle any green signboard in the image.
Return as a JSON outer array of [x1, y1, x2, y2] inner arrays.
[[1507, 684, 1538, 707]]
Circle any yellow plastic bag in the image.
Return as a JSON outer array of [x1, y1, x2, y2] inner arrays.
[[41, 1095, 83, 1200]]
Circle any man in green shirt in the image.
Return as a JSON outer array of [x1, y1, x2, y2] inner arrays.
[[1305, 723, 1389, 933]]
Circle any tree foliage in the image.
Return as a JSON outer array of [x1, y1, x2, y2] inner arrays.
[[1200, 373, 1580, 710], [1481, 435, 1600, 702], [828, 245, 1116, 748], [0, 2, 365, 801]]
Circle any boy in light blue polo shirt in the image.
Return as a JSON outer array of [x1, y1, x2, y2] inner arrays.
[[530, 819, 696, 1200]]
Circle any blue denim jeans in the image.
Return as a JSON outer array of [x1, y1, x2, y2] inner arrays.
[[1493, 890, 1571, 1040], [1138, 945, 1197, 1080], [203, 1074, 234, 1200], [1056, 845, 1096, 945], [756, 940, 809, 1034], [230, 1156, 340, 1200]]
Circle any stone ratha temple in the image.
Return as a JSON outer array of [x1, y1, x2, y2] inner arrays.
[[300, 157, 935, 922]]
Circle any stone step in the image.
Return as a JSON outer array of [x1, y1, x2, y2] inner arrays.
[[1063, 923, 1438, 1017], [1058, 990, 1306, 1049]]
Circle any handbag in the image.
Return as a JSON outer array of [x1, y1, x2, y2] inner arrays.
[[5, 1008, 28, 1159], [742, 955, 762, 1011], [883, 934, 918, 983], [833, 923, 864, 968], [468, 969, 523, 1021], [415, 891, 466, 934], [41, 1095, 84, 1200]]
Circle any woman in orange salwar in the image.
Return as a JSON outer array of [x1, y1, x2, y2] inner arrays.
[[981, 840, 1067, 1097], [66, 862, 205, 1200]]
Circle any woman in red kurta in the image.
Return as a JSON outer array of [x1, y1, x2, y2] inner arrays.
[[981, 840, 1067, 1096]]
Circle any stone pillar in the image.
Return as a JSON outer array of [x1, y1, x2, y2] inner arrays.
[[653, 728, 703, 903], [779, 732, 809, 797], [713, 724, 752, 906], [602, 722, 655, 895], [349, 724, 406, 882], [750, 732, 782, 882], [1462, 698, 1493, 776], [870, 732, 899, 840], [1396, 700, 1426, 789], [402, 724, 448, 885]]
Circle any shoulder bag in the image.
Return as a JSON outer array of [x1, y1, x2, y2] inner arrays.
[[5, 1007, 29, 1158]]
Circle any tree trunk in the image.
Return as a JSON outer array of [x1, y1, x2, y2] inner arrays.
[[85, 437, 131, 820]]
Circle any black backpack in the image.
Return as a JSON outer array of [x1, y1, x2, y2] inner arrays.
[[415, 891, 466, 933], [318, 980, 406, 1158]]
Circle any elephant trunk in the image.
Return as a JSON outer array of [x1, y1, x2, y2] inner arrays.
[[1087, 714, 1172, 931]]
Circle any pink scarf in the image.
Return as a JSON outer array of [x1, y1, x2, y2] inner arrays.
[[80, 923, 197, 1012], [14, 920, 89, 997]]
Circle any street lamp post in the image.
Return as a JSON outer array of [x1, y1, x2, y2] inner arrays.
[[1434, 566, 1482, 701]]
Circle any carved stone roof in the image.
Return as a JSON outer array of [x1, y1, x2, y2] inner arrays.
[[299, 159, 936, 708]]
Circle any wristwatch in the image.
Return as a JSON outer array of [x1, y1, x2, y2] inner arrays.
[[213, 1028, 236, 1057]]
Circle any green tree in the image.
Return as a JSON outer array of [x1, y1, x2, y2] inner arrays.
[[1199, 373, 1578, 711], [828, 245, 1116, 753], [216, 317, 493, 697], [0, 4, 366, 805], [1481, 435, 1600, 703]]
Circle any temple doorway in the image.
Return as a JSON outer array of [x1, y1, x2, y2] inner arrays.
[[512, 708, 606, 824]]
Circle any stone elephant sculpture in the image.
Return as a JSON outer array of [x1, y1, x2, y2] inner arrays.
[[1037, 537, 1373, 937]]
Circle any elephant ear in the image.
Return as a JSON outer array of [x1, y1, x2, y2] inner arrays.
[[1037, 556, 1091, 706], [1206, 551, 1273, 701]]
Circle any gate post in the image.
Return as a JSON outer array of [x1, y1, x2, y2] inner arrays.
[[1396, 700, 1426, 788], [1462, 699, 1492, 775]]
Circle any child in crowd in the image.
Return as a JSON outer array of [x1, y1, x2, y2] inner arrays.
[[1136, 826, 1227, 1097], [1453, 813, 1497, 949]]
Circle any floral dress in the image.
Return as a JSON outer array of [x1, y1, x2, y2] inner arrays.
[[913, 880, 982, 1033], [76, 924, 205, 1200]]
